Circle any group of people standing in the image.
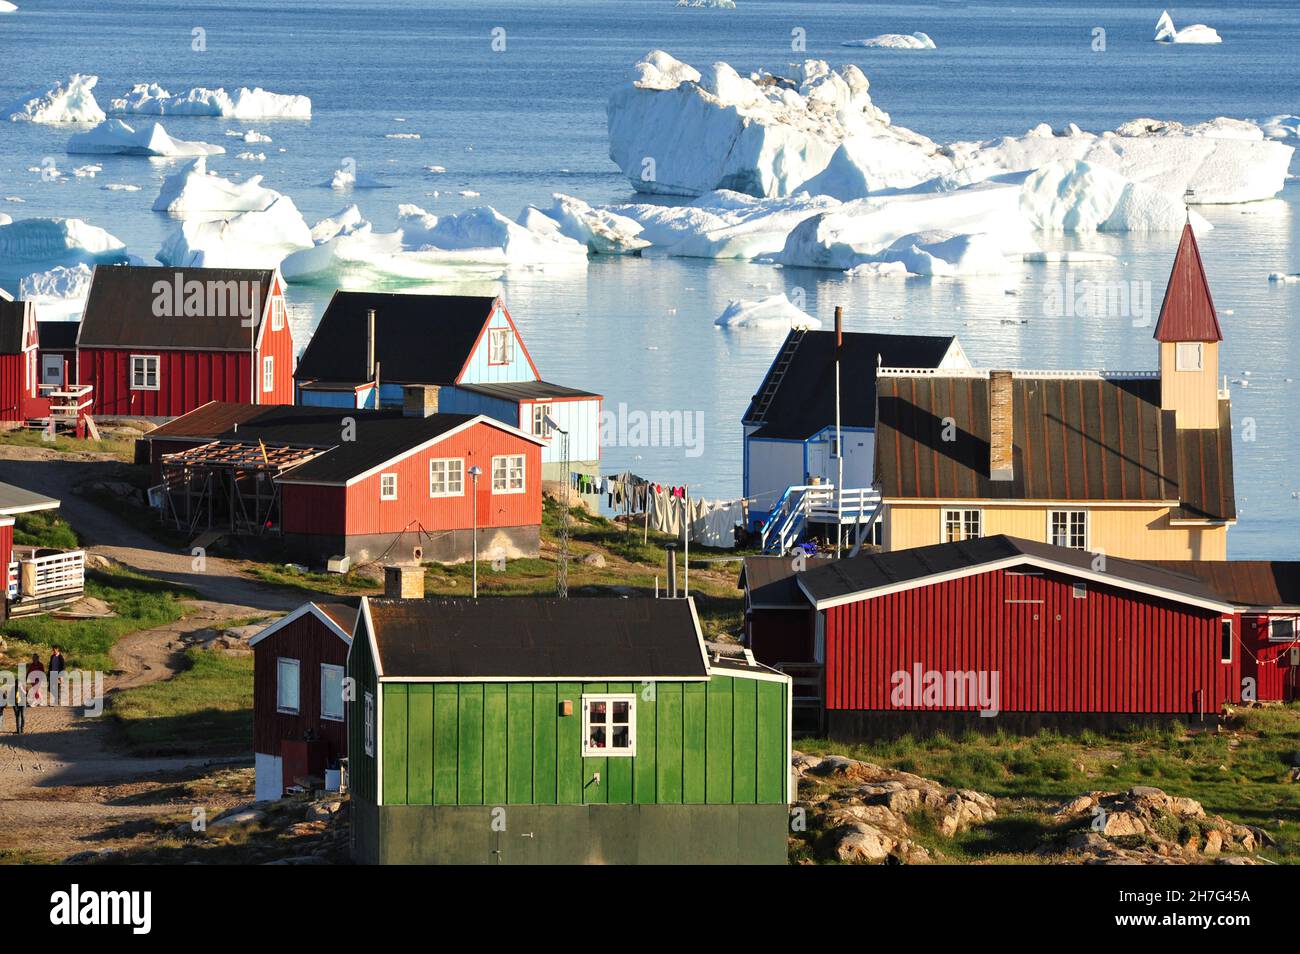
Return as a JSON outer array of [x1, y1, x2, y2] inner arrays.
[[2, 646, 67, 734]]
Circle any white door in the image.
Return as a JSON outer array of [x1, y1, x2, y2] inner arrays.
[[805, 441, 827, 484], [41, 354, 64, 387]]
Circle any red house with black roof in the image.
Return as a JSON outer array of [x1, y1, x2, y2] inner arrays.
[[76, 264, 294, 419], [141, 397, 544, 564], [0, 295, 41, 423]]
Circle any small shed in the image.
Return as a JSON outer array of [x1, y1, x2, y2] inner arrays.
[[0, 297, 41, 423], [347, 595, 792, 865], [250, 601, 358, 800], [36, 320, 79, 389]]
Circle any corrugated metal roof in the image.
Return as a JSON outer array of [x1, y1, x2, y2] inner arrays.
[[1153, 222, 1223, 343], [365, 597, 708, 679], [0, 480, 60, 515], [458, 380, 600, 402], [145, 401, 269, 440], [1149, 561, 1300, 609]]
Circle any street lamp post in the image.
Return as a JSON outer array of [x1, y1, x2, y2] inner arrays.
[[468, 465, 482, 599]]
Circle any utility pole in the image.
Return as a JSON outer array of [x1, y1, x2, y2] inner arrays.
[[834, 305, 844, 558], [468, 465, 482, 598]]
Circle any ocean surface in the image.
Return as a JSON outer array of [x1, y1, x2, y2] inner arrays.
[[1, 0, 1297, 556]]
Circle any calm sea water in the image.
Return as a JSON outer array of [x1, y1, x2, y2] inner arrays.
[[1, 0, 1297, 555]]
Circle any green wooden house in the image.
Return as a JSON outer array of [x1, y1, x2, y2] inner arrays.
[[347, 596, 793, 864]]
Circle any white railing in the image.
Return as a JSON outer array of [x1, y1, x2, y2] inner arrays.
[[809, 486, 882, 522], [761, 485, 883, 553], [877, 366, 1160, 380], [13, 549, 86, 599]]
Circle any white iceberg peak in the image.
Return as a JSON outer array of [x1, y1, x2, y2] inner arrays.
[[151, 156, 281, 214], [842, 33, 936, 50], [67, 118, 225, 156], [8, 74, 105, 124], [1155, 10, 1222, 44], [715, 294, 820, 330], [111, 84, 312, 119]]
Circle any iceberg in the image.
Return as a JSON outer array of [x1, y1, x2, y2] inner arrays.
[[842, 33, 936, 50], [1155, 10, 1222, 44], [517, 194, 650, 254], [323, 165, 391, 190], [846, 230, 1020, 277], [151, 156, 281, 214], [156, 196, 313, 268], [1021, 160, 1213, 232], [110, 84, 311, 119], [67, 119, 225, 156], [0, 3, 18, 12], [714, 294, 819, 330], [676, 0, 736, 7], [7, 74, 105, 124], [281, 204, 587, 284], [19, 263, 93, 320], [0, 217, 130, 266]]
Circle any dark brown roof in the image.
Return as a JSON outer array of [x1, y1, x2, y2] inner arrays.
[[874, 373, 1235, 519], [743, 330, 959, 439], [1154, 223, 1222, 343], [797, 535, 1231, 609], [740, 555, 831, 608], [318, 601, 359, 633], [0, 299, 30, 354], [364, 597, 708, 679], [458, 380, 600, 402], [1148, 561, 1300, 609], [294, 291, 499, 386], [37, 320, 78, 351], [77, 265, 274, 350], [144, 401, 268, 440]]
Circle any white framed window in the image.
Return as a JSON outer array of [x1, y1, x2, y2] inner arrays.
[[130, 354, 160, 390], [531, 403, 553, 439], [1220, 619, 1234, 663], [262, 355, 274, 393], [1269, 617, 1296, 643], [277, 657, 300, 714], [491, 454, 525, 494], [1072, 582, 1088, 600], [380, 473, 398, 500], [1175, 342, 1203, 372], [582, 694, 635, 757], [1048, 510, 1088, 550], [320, 664, 345, 722], [488, 327, 515, 365], [429, 457, 464, 497], [364, 691, 375, 757], [271, 296, 285, 331], [942, 508, 982, 543]]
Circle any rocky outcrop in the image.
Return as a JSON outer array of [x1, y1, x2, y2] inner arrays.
[[794, 753, 996, 864], [1047, 786, 1272, 865]]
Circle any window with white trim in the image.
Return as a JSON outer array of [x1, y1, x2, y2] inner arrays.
[[277, 657, 300, 714], [942, 508, 982, 543], [488, 327, 514, 365], [262, 355, 274, 393], [582, 694, 635, 757], [271, 296, 285, 331], [1220, 620, 1234, 663], [1175, 342, 1203, 372], [364, 691, 375, 757], [1048, 510, 1088, 550], [1072, 582, 1088, 600], [492, 454, 525, 494], [1269, 617, 1296, 643], [531, 403, 553, 439], [130, 355, 160, 390], [429, 457, 464, 497], [380, 473, 398, 500], [320, 664, 345, 722]]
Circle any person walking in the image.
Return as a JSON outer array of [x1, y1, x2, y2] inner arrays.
[[48, 646, 66, 707], [26, 653, 45, 709], [3, 677, 25, 734]]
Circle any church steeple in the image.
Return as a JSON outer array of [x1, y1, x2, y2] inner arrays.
[[1155, 223, 1223, 430]]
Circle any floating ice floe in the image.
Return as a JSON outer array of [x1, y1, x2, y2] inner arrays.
[[607, 52, 1291, 204], [110, 84, 312, 119], [0, 3, 18, 13], [323, 165, 391, 190], [102, 183, 141, 192], [714, 294, 820, 330], [1260, 115, 1300, 141], [842, 33, 936, 49], [675, 0, 736, 8], [1020, 160, 1213, 232], [226, 129, 272, 143], [1155, 10, 1221, 44], [151, 156, 281, 214], [517, 194, 651, 254], [385, 132, 421, 140], [7, 74, 105, 124], [1268, 272, 1300, 283], [236, 152, 266, 161], [156, 196, 313, 268], [0, 213, 10, 227], [280, 203, 588, 283], [0, 216, 130, 267], [19, 263, 93, 320], [67, 119, 225, 156]]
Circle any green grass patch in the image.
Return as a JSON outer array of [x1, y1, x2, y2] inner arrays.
[[13, 511, 79, 550], [0, 427, 134, 459], [0, 569, 195, 672], [109, 648, 253, 756]]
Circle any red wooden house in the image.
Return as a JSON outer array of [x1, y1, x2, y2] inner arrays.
[[0, 296, 41, 423], [75, 265, 294, 419], [1, 481, 84, 621], [37, 321, 79, 390], [140, 397, 545, 564], [250, 601, 357, 800]]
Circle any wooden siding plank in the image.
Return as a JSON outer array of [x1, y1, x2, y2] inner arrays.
[[407, 684, 434, 805], [482, 684, 508, 804], [605, 682, 634, 804], [683, 681, 707, 803], [706, 677, 734, 804], [655, 682, 684, 804], [432, 684, 458, 804], [731, 677, 758, 804], [555, 682, 583, 804], [756, 680, 786, 804], [457, 685, 484, 805], [381, 684, 408, 806], [634, 682, 657, 804], [532, 683, 558, 805], [507, 684, 534, 803]]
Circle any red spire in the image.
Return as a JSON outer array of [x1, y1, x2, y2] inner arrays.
[[1153, 221, 1222, 342]]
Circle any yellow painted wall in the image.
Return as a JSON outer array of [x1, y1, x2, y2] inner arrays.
[[883, 502, 1228, 560], [1160, 340, 1220, 430]]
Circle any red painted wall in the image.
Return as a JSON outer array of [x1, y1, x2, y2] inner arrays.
[[80, 348, 254, 418], [824, 567, 1239, 715], [254, 280, 295, 407], [253, 611, 349, 762], [282, 422, 541, 537], [1242, 614, 1299, 702], [0, 352, 31, 422], [1, 522, 13, 580]]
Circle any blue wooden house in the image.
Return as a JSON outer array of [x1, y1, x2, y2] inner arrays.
[[295, 292, 601, 485]]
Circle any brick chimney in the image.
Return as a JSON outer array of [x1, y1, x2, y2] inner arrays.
[[403, 384, 440, 418], [384, 563, 424, 600], [988, 370, 1014, 482]]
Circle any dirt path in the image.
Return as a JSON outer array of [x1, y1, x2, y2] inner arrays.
[[0, 446, 316, 613], [0, 602, 265, 861]]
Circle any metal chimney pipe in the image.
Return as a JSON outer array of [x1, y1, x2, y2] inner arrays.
[[366, 308, 377, 381], [665, 544, 678, 598]]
